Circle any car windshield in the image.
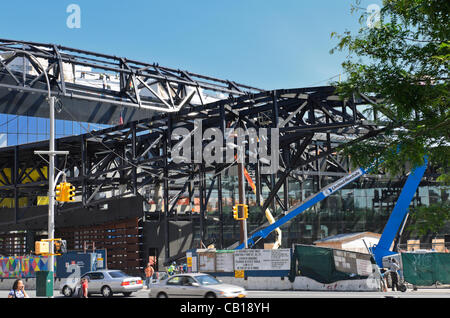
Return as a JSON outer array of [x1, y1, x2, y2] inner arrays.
[[195, 275, 221, 286], [108, 271, 129, 278]]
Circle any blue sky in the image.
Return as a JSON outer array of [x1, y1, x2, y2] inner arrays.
[[0, 0, 381, 90]]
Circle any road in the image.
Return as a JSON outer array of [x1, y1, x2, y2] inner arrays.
[[0, 288, 448, 298]]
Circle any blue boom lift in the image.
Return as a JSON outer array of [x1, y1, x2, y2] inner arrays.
[[370, 157, 427, 266], [235, 155, 428, 269]]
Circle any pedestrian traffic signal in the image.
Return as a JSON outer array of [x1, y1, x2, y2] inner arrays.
[[54, 239, 67, 254], [35, 241, 49, 255], [35, 239, 67, 255]]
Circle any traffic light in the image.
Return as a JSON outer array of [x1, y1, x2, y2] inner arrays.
[[233, 204, 248, 220], [54, 239, 67, 255], [233, 205, 238, 220], [67, 183, 76, 202], [35, 239, 67, 255], [55, 182, 76, 202], [55, 183, 64, 202]]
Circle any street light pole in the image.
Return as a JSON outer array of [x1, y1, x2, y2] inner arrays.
[[34, 97, 69, 298], [238, 145, 248, 249], [24, 53, 67, 297], [48, 96, 56, 297]]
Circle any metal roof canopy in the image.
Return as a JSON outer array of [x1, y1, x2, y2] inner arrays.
[[0, 38, 264, 124], [0, 84, 383, 224]]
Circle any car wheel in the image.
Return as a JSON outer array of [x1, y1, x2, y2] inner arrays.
[[205, 292, 216, 298], [62, 286, 73, 297], [157, 292, 168, 298], [123, 292, 132, 297], [101, 286, 113, 297]]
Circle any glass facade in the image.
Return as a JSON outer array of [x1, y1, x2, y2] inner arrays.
[[0, 113, 110, 147], [1, 112, 447, 250], [193, 170, 450, 249]]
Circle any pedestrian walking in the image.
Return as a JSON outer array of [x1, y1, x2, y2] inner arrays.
[[145, 263, 154, 288], [8, 279, 30, 298], [81, 277, 89, 298]]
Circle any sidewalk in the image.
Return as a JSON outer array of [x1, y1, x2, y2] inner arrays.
[[411, 288, 450, 293], [0, 290, 63, 298]]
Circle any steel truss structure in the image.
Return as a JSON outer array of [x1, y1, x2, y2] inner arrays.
[[0, 91, 388, 250], [0, 39, 262, 123], [0, 39, 413, 259]]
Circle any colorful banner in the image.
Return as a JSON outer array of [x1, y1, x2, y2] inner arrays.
[[0, 256, 52, 278]]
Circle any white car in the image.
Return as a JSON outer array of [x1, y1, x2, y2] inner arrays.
[[149, 273, 247, 298], [61, 270, 143, 297]]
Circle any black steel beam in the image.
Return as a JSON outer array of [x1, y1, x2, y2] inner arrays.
[[0, 47, 388, 236]]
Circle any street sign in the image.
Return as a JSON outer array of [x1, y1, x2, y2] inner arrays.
[[234, 249, 291, 271], [235, 270, 245, 278]]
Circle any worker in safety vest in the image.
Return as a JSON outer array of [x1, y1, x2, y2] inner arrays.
[[167, 262, 176, 276]]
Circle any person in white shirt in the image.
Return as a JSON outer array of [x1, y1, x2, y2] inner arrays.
[[389, 259, 400, 291]]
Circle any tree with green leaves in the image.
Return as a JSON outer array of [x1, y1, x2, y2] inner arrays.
[[331, 0, 449, 236], [408, 202, 450, 236]]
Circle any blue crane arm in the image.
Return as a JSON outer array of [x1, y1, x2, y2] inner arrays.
[[370, 157, 428, 266], [235, 153, 427, 252], [235, 167, 368, 250]]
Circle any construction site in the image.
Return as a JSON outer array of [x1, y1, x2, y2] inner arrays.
[[0, 38, 448, 296]]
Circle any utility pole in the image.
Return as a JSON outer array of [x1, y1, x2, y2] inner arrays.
[[48, 96, 56, 293], [34, 96, 69, 298], [237, 146, 248, 248]]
